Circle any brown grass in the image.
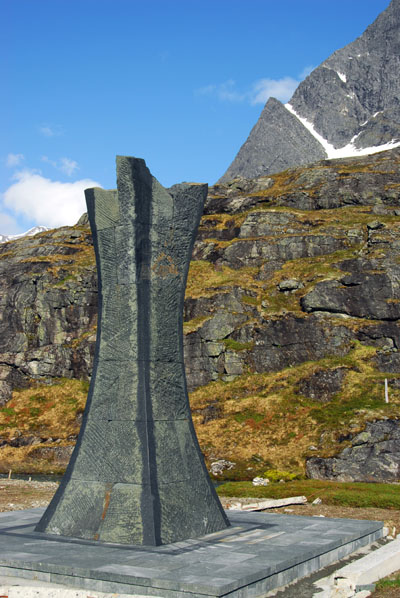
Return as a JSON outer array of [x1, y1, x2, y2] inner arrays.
[[0, 378, 88, 440], [186, 261, 261, 298], [190, 343, 400, 475]]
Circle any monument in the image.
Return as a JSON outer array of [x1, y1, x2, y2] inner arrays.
[[35, 156, 230, 545]]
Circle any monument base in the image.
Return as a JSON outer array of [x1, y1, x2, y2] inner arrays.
[[0, 508, 382, 597]]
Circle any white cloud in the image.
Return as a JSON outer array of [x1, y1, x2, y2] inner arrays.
[[197, 66, 315, 106], [299, 65, 315, 79], [0, 211, 23, 235], [41, 155, 57, 168], [196, 84, 217, 95], [3, 170, 102, 228], [6, 153, 25, 167], [59, 158, 79, 176], [41, 155, 79, 176], [250, 77, 299, 105], [196, 80, 245, 102], [216, 80, 246, 102], [38, 124, 63, 137], [39, 125, 56, 137]]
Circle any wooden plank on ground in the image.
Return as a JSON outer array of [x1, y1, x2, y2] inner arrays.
[[228, 496, 307, 511]]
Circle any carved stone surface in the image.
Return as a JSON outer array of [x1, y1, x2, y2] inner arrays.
[[35, 156, 229, 545]]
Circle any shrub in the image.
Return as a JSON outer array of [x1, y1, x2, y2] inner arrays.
[[263, 469, 300, 482]]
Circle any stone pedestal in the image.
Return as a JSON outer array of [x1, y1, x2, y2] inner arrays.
[[35, 156, 229, 545]]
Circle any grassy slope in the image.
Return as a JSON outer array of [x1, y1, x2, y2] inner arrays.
[[217, 479, 400, 509], [190, 344, 400, 479], [0, 379, 88, 474]]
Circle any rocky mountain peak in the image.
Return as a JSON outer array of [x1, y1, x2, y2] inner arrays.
[[0, 226, 49, 244], [219, 0, 400, 182]]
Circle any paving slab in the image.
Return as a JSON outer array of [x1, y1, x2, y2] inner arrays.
[[0, 508, 383, 598]]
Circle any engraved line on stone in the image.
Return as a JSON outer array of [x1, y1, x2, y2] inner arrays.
[[98, 359, 185, 364]]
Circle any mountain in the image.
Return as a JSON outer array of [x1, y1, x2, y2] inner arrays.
[[0, 226, 49, 244], [1, 148, 400, 481], [219, 0, 400, 182]]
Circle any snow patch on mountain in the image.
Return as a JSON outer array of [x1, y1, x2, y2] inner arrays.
[[0, 226, 49, 244], [285, 103, 400, 160]]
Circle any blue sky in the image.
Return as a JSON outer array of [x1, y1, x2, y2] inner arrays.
[[1, 0, 390, 235]]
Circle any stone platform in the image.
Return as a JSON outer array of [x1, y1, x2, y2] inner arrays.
[[0, 508, 383, 598]]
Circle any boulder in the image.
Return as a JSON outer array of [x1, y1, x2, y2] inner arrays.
[[297, 368, 346, 402], [306, 419, 400, 482], [301, 268, 400, 320]]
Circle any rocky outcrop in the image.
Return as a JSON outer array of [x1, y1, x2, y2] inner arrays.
[[306, 419, 400, 482], [301, 259, 400, 320], [219, 0, 400, 181], [1, 149, 400, 480], [213, 147, 400, 213], [1, 149, 400, 398], [297, 368, 346, 403], [0, 226, 97, 402]]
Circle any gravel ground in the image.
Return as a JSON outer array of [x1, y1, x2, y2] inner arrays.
[[0, 479, 58, 511]]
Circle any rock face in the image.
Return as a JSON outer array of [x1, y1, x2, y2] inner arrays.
[[301, 262, 400, 321], [306, 419, 400, 482], [219, 0, 400, 182], [220, 98, 326, 182], [0, 226, 97, 404], [1, 148, 400, 395], [1, 148, 400, 481], [291, 0, 400, 149]]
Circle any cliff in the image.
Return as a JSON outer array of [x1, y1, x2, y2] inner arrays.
[[1, 148, 400, 480]]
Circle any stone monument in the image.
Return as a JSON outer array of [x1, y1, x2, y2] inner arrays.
[[35, 156, 230, 545]]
